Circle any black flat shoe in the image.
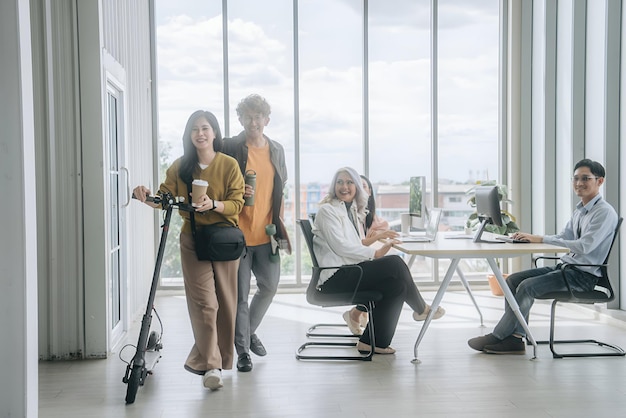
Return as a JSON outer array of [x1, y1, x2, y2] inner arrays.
[[250, 333, 267, 357], [237, 353, 253, 372]]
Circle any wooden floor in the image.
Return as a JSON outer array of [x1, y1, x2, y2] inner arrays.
[[39, 288, 626, 417]]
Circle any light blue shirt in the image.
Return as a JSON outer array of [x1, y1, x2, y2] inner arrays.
[[542, 194, 618, 276]]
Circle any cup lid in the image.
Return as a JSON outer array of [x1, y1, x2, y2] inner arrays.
[[192, 179, 208, 186]]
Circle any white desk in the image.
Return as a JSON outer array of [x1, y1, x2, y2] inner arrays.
[[393, 233, 569, 362]]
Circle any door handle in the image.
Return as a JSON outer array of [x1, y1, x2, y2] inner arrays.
[[121, 167, 132, 208]]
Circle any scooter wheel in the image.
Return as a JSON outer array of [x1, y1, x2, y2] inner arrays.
[[125, 364, 142, 404]]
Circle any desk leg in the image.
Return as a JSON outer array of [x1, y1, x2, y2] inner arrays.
[[455, 267, 484, 326], [412, 258, 460, 364], [406, 254, 416, 269], [485, 258, 537, 359]]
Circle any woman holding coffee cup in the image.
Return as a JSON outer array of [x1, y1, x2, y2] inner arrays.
[[343, 175, 401, 333], [133, 110, 244, 391]]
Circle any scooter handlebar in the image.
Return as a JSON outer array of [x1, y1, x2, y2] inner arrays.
[[132, 193, 193, 211]]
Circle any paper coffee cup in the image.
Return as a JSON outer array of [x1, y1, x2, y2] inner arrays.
[[191, 179, 208, 205], [400, 213, 411, 235]]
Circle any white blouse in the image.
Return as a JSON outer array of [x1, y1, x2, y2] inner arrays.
[[312, 199, 376, 285]]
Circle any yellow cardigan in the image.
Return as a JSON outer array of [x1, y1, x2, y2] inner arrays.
[[159, 153, 245, 233]]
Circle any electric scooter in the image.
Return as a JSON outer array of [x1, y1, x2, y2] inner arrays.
[[122, 192, 192, 404]]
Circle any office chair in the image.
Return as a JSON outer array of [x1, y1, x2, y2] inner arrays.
[[295, 219, 382, 361], [534, 217, 625, 358], [302, 212, 363, 339]]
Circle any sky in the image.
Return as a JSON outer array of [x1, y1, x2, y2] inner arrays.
[[154, 0, 500, 185]]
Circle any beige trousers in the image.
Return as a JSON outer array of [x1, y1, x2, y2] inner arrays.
[[180, 232, 239, 373]]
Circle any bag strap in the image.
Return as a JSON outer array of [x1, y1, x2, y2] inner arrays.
[[185, 179, 199, 239], [185, 178, 239, 234]]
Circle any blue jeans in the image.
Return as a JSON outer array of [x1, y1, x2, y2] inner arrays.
[[492, 265, 599, 339], [234, 243, 280, 355]]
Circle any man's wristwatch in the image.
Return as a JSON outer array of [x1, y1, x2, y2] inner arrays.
[[210, 199, 217, 211]]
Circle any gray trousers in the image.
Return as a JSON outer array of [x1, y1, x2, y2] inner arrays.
[[235, 242, 280, 355]]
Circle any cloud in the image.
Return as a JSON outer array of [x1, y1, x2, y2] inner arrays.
[[155, 6, 500, 183]]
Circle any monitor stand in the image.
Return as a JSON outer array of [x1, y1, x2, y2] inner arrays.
[[473, 219, 505, 244]]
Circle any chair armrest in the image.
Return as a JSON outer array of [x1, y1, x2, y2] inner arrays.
[[317, 264, 364, 303], [533, 255, 560, 268], [555, 262, 608, 297], [560, 262, 607, 269]]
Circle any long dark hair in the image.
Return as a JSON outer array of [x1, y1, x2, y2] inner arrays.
[[360, 175, 376, 230], [179, 110, 224, 185]]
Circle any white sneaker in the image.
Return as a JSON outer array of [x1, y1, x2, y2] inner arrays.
[[202, 369, 223, 390]]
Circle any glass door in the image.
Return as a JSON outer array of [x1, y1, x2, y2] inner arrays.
[[106, 85, 129, 345]]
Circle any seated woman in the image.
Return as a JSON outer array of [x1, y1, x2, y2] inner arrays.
[[312, 167, 445, 354], [359, 174, 399, 246], [343, 175, 400, 333]]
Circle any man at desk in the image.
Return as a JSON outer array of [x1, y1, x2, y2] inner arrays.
[[468, 159, 618, 354]]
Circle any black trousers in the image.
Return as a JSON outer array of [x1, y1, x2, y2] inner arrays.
[[319, 255, 427, 348]]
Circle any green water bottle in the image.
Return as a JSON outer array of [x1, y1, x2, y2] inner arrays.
[[265, 224, 280, 262], [244, 170, 256, 206]]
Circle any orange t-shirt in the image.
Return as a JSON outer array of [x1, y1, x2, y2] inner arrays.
[[239, 144, 275, 246]]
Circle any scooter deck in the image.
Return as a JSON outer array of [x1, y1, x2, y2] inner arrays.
[[144, 350, 162, 372]]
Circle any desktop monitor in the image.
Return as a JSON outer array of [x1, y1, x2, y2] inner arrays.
[[474, 185, 503, 243]]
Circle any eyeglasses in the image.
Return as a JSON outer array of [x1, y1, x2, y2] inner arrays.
[[571, 176, 598, 183], [241, 114, 266, 124]]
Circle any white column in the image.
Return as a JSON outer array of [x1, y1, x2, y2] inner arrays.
[[0, 0, 38, 416]]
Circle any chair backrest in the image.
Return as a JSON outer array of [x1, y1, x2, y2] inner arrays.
[[298, 219, 319, 268], [298, 219, 326, 305], [602, 217, 622, 265], [596, 217, 622, 292]]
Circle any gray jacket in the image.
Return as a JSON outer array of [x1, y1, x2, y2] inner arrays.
[[222, 132, 288, 240]]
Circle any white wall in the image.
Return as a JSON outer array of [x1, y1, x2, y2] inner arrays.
[[0, 0, 38, 415], [516, 0, 624, 308], [31, 0, 156, 359]]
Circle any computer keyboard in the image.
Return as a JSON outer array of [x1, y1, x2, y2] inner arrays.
[[494, 235, 530, 243]]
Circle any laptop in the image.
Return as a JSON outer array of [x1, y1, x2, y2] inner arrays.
[[400, 208, 442, 243]]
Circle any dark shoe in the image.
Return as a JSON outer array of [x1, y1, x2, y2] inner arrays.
[[468, 333, 502, 351], [236, 353, 253, 372], [250, 334, 267, 357], [483, 335, 526, 355]]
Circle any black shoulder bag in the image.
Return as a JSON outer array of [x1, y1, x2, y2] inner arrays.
[[186, 180, 246, 261]]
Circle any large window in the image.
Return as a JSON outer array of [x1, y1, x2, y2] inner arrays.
[[437, 0, 500, 278], [227, 0, 297, 282], [155, 1, 224, 283], [154, 0, 501, 287]]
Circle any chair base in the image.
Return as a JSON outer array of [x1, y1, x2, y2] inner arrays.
[[295, 341, 373, 361], [536, 299, 626, 358], [306, 323, 360, 339], [536, 338, 626, 359], [296, 301, 376, 361]]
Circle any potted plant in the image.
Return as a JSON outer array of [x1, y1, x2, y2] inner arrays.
[[464, 180, 520, 235], [465, 181, 519, 296]]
